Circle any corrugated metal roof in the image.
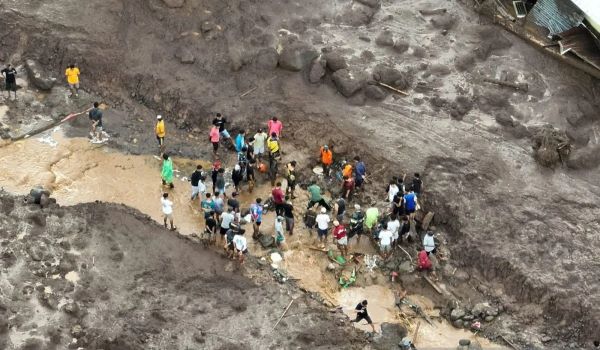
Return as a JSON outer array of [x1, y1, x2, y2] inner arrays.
[[528, 0, 585, 36], [558, 26, 600, 71]]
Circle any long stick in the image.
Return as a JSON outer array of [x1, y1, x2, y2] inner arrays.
[[413, 321, 421, 344], [273, 299, 295, 330], [377, 82, 409, 96]]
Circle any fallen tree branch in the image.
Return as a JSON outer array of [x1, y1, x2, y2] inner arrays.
[[377, 82, 409, 96], [482, 77, 528, 92]]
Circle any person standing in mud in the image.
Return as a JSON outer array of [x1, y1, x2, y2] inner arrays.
[[354, 156, 366, 190], [161, 153, 174, 189], [352, 300, 376, 333], [190, 165, 205, 202], [155, 115, 166, 156], [209, 123, 220, 157], [250, 198, 264, 239], [253, 128, 267, 162], [161, 193, 176, 231], [282, 196, 295, 235], [65, 64, 80, 97], [285, 161, 297, 199], [319, 145, 333, 177], [212, 113, 234, 147], [88, 102, 104, 143], [267, 116, 283, 138], [332, 220, 348, 257], [1, 64, 17, 100]]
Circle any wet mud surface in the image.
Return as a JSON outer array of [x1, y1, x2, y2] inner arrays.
[[1, 0, 600, 349]]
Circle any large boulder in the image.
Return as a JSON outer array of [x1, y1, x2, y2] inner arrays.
[[308, 58, 326, 83], [278, 42, 319, 71], [25, 60, 56, 91], [324, 52, 348, 72], [332, 69, 366, 97]]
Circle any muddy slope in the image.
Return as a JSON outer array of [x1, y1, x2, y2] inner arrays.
[[2, 0, 600, 347], [0, 191, 366, 350]]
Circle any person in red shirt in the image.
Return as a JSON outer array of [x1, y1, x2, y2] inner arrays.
[[268, 117, 283, 138], [342, 175, 355, 200], [332, 220, 348, 257], [271, 182, 285, 216]]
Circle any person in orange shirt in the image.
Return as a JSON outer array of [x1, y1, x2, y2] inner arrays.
[[342, 161, 353, 179], [65, 64, 80, 97], [320, 145, 333, 176]]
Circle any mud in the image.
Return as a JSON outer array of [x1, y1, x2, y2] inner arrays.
[[1, 0, 600, 348]]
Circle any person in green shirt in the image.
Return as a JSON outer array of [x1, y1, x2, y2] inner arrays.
[[365, 207, 379, 236], [306, 180, 331, 211], [162, 153, 174, 189]]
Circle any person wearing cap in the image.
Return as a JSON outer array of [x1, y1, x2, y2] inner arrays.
[[209, 123, 220, 156], [332, 220, 348, 257], [161, 153, 174, 189], [319, 145, 333, 177], [350, 204, 365, 243], [155, 115, 166, 156], [231, 163, 244, 194], [315, 207, 331, 246]]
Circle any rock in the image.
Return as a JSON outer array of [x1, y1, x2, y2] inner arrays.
[[356, 0, 381, 8], [397, 261, 413, 274], [174, 47, 195, 64], [324, 52, 348, 72], [70, 325, 84, 338], [25, 60, 56, 91], [375, 30, 394, 47], [484, 315, 494, 322], [255, 48, 279, 70], [308, 58, 326, 83], [364, 85, 386, 100], [162, 0, 184, 8], [393, 40, 409, 53], [471, 302, 489, 317], [348, 92, 366, 106], [450, 307, 466, 321], [332, 69, 366, 97], [278, 42, 319, 71]]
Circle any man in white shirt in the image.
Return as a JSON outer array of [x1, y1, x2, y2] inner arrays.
[[232, 231, 248, 264], [378, 228, 393, 259], [161, 193, 176, 230], [315, 207, 330, 245], [387, 215, 400, 247], [423, 231, 436, 255], [220, 208, 235, 243]]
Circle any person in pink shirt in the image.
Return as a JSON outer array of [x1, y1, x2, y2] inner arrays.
[[267, 117, 283, 138], [209, 124, 220, 156]]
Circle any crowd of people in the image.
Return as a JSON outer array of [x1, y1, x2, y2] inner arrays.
[[154, 111, 438, 272]]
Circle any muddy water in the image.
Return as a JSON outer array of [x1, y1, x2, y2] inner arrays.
[[0, 128, 208, 236], [0, 129, 507, 349]]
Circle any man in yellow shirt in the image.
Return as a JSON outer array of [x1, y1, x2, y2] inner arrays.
[[155, 115, 166, 155], [65, 64, 80, 97]]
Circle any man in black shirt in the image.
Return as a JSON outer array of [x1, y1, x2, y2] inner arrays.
[[1, 64, 17, 99], [88, 102, 104, 143], [212, 113, 234, 147], [352, 300, 376, 333], [282, 196, 295, 235]]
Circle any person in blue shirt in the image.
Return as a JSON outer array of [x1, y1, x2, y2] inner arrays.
[[354, 156, 366, 189]]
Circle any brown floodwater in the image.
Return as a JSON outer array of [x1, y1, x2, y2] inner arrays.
[[0, 128, 506, 349]]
